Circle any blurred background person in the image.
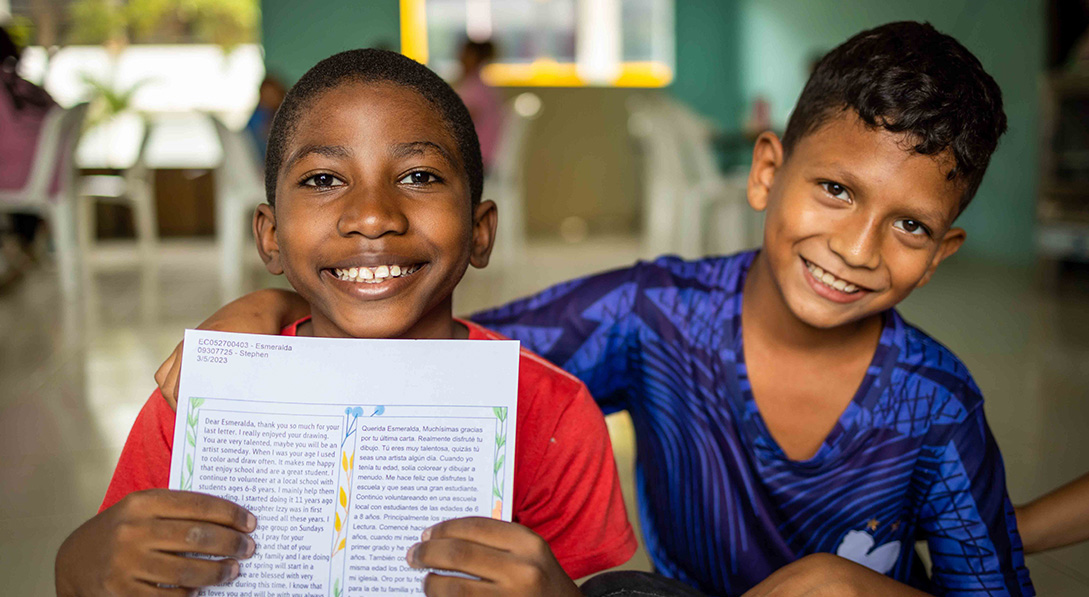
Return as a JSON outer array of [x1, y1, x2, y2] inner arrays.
[[243, 73, 286, 163], [0, 25, 55, 280], [454, 38, 502, 173]]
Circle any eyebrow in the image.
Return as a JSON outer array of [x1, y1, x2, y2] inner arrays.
[[285, 144, 354, 169], [390, 141, 458, 169], [809, 164, 952, 227]]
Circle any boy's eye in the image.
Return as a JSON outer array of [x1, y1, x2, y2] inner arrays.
[[820, 182, 850, 202], [894, 219, 930, 237], [303, 173, 345, 188], [398, 171, 441, 185]]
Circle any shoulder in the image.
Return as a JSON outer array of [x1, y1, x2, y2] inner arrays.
[[469, 321, 589, 404], [641, 250, 754, 291], [874, 311, 984, 436]]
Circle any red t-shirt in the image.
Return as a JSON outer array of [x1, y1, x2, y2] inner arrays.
[[100, 319, 637, 579]]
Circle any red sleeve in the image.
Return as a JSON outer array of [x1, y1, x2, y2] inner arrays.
[[512, 356, 637, 580], [99, 389, 176, 513]]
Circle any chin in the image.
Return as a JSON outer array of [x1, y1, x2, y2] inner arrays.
[[785, 294, 871, 330]]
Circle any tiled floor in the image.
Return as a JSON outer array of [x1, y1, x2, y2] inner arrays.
[[1, 237, 1087, 593]]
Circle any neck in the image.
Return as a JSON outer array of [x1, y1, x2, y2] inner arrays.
[[742, 252, 882, 353]]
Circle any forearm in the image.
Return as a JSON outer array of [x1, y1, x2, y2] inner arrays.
[[1017, 472, 1089, 553], [740, 553, 932, 597], [201, 288, 310, 333]]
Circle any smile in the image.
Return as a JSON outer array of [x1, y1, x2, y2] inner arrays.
[[803, 259, 863, 294], [331, 263, 422, 284]]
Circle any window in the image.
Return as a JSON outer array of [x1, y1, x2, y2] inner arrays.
[[401, 0, 674, 87]]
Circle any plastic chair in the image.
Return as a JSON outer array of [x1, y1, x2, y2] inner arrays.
[[209, 115, 266, 301], [627, 95, 750, 259], [0, 102, 89, 299], [661, 98, 750, 257], [627, 94, 690, 257], [485, 92, 542, 267], [76, 116, 157, 263]]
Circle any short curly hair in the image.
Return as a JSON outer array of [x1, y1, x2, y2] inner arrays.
[[264, 48, 483, 207], [781, 21, 1007, 212]]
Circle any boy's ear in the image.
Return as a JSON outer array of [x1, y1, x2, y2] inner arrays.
[[254, 203, 284, 275], [917, 227, 966, 288], [747, 131, 785, 212], [469, 200, 498, 269]]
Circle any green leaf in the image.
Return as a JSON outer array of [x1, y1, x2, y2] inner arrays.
[[186, 431, 196, 447], [334, 577, 341, 597], [186, 454, 194, 474], [497, 435, 506, 449], [493, 486, 502, 498], [187, 411, 197, 427], [498, 407, 507, 422], [494, 454, 504, 474], [192, 397, 205, 408]]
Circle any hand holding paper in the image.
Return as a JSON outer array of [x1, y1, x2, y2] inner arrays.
[[407, 517, 583, 597], [55, 489, 256, 595]]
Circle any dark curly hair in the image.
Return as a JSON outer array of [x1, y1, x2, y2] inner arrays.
[[265, 48, 483, 206], [781, 21, 1006, 212]]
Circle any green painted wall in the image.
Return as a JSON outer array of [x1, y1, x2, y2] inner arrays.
[[738, 0, 1045, 264], [670, 0, 744, 133], [261, 0, 400, 83]]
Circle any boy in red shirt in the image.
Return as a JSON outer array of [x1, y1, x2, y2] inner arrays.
[[55, 49, 635, 596]]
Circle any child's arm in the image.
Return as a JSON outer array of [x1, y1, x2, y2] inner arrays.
[[155, 288, 310, 408], [55, 489, 256, 596], [407, 517, 582, 597], [919, 402, 1033, 596], [740, 553, 931, 597], [1016, 472, 1089, 553]]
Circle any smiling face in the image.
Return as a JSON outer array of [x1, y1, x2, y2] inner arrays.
[[746, 110, 967, 330], [254, 81, 497, 339]]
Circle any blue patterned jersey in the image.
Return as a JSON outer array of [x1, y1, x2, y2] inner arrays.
[[472, 251, 1033, 597]]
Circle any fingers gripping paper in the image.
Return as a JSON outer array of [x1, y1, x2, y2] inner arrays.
[[169, 330, 519, 596]]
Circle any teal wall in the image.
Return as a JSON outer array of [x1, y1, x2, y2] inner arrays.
[[261, 0, 399, 83], [737, 0, 1045, 264], [670, 0, 744, 134]]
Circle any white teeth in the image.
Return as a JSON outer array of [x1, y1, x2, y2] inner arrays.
[[805, 259, 862, 294], [333, 264, 417, 283]]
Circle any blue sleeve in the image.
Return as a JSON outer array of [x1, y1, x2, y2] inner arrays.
[[469, 264, 645, 413], [920, 398, 1034, 596]]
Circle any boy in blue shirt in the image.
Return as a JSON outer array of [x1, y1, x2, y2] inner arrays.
[[156, 22, 1033, 596]]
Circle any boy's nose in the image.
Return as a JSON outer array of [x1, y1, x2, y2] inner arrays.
[[828, 214, 882, 270], [336, 186, 409, 239]]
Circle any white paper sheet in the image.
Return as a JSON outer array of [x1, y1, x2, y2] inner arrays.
[[168, 330, 519, 596]]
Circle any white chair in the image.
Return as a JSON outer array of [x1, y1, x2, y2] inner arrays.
[[485, 92, 542, 267], [627, 95, 751, 259], [76, 116, 158, 264], [209, 115, 266, 301], [661, 98, 751, 257], [0, 102, 89, 299], [627, 94, 690, 257]]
